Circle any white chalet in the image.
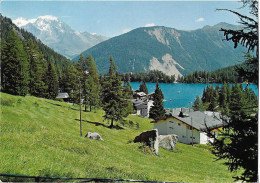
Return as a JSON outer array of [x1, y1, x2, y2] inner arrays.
[[152, 108, 223, 145]]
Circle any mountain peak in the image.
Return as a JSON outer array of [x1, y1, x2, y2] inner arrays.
[[13, 17, 37, 27], [12, 15, 108, 58], [13, 15, 58, 28], [38, 15, 58, 21]]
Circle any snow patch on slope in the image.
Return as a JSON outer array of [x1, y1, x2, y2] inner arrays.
[[13, 17, 37, 27], [149, 53, 184, 77]]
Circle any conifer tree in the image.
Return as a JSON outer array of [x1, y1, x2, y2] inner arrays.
[[207, 88, 219, 111], [219, 83, 228, 108], [64, 65, 79, 104], [1, 29, 29, 96], [101, 56, 124, 128], [139, 81, 148, 94], [207, 1, 258, 181], [25, 39, 47, 97], [75, 54, 88, 110], [192, 96, 203, 111], [85, 54, 101, 111], [123, 80, 133, 99], [44, 61, 59, 99], [149, 82, 166, 120]]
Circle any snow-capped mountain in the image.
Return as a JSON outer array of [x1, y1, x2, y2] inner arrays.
[[13, 15, 108, 58]]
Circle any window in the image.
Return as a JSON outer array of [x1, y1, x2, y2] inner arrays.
[[178, 123, 181, 126]]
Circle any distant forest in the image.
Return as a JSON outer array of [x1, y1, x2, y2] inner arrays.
[[122, 62, 248, 84]]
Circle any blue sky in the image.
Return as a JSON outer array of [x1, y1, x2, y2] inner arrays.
[[1, 1, 250, 37]]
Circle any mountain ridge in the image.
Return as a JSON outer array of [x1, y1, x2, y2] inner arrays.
[[73, 23, 246, 76]]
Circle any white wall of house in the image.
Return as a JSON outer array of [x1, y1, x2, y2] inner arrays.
[[199, 132, 209, 144], [154, 117, 201, 145], [154, 122, 167, 135]]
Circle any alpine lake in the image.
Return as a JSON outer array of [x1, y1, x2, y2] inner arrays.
[[130, 82, 258, 109]]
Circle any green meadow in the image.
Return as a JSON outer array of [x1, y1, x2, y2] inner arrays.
[[0, 92, 240, 182]]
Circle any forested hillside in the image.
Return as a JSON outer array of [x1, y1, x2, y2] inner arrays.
[[1, 15, 76, 99], [1, 15, 73, 77], [180, 62, 248, 83]]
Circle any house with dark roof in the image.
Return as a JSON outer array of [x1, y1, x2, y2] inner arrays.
[[152, 108, 224, 145], [133, 91, 147, 100], [130, 99, 148, 117]]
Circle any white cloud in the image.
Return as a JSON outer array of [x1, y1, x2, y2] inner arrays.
[[123, 28, 131, 34], [145, 23, 155, 27], [196, 17, 205, 22]]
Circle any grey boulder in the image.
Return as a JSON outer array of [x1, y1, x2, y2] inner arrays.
[[133, 129, 159, 155], [158, 134, 178, 151], [85, 132, 103, 141]]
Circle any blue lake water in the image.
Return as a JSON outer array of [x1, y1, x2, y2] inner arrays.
[[130, 82, 258, 109]]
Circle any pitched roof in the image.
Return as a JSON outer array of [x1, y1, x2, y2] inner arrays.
[[135, 92, 147, 97], [152, 109, 223, 131], [56, 92, 69, 99]]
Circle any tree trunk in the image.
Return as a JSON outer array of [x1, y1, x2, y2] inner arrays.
[[109, 119, 114, 128]]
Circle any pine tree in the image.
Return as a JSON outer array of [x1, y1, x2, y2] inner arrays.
[[207, 89, 219, 111], [25, 39, 47, 97], [149, 82, 166, 120], [101, 56, 124, 128], [123, 80, 133, 99], [1, 29, 29, 96], [219, 83, 228, 108], [139, 81, 148, 94], [85, 55, 101, 111], [44, 61, 59, 99], [192, 96, 203, 111], [64, 65, 79, 104], [208, 2, 258, 180]]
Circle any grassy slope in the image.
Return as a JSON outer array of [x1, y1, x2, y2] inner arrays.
[[0, 92, 239, 182]]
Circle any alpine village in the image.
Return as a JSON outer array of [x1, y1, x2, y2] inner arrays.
[[0, 1, 258, 182]]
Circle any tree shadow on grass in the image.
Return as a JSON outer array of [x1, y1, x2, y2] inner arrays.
[[75, 119, 124, 130]]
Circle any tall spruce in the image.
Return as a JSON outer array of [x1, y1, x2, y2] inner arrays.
[[25, 39, 47, 97], [101, 56, 124, 128], [139, 81, 148, 94], [85, 54, 101, 111], [44, 61, 59, 99], [75, 54, 88, 110], [192, 96, 203, 111], [149, 82, 166, 120], [64, 65, 79, 104], [1, 29, 29, 96]]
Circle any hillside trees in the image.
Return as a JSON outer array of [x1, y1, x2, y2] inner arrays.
[[44, 61, 59, 99], [25, 39, 48, 97], [85, 54, 101, 111], [206, 1, 258, 181], [192, 96, 203, 111], [199, 84, 257, 114], [1, 30, 29, 96], [62, 65, 79, 104], [149, 82, 166, 120], [101, 56, 125, 128]]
